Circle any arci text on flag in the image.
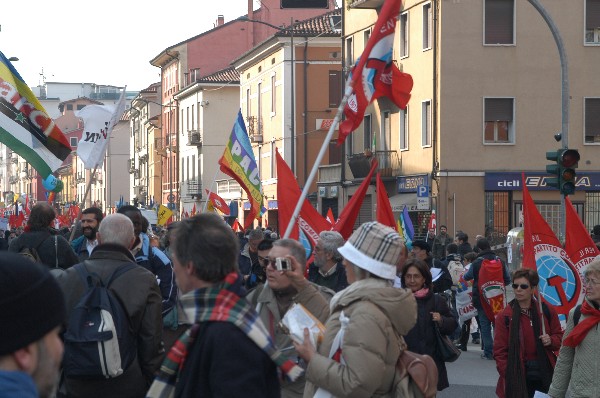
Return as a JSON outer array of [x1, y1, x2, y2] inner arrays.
[[76, 88, 127, 169], [218, 110, 262, 229], [0, 51, 71, 181]]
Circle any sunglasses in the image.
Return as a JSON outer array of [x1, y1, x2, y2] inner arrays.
[[512, 283, 530, 290], [258, 256, 276, 268]]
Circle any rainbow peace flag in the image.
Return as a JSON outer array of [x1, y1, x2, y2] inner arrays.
[[0, 52, 71, 178], [218, 110, 262, 229], [398, 206, 414, 249]]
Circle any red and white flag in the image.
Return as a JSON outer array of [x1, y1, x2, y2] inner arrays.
[[325, 207, 335, 225], [428, 210, 437, 235], [337, 0, 413, 144], [205, 189, 231, 215], [191, 203, 197, 217]]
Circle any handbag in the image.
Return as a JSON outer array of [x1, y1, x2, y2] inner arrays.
[[434, 323, 461, 362]]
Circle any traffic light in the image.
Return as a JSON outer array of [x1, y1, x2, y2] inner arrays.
[[546, 148, 580, 196]]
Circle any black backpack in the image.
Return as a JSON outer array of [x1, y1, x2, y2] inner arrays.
[[62, 263, 137, 378]]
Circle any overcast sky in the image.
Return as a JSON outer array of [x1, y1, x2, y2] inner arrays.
[[1, 0, 252, 91]]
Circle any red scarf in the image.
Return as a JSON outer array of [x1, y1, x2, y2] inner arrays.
[[563, 300, 600, 347]]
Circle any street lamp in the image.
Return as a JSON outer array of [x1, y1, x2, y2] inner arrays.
[[237, 16, 296, 175]]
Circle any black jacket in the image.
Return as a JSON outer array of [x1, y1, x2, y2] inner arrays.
[[425, 256, 453, 293], [8, 229, 78, 269], [307, 261, 349, 292]]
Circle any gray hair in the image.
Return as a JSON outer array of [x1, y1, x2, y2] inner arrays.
[[248, 228, 264, 241], [98, 214, 134, 247], [273, 238, 307, 270], [585, 257, 600, 278], [318, 231, 344, 261]]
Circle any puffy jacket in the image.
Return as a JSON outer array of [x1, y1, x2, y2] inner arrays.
[[548, 298, 600, 398], [8, 229, 78, 269], [55, 243, 164, 398], [303, 278, 417, 398]]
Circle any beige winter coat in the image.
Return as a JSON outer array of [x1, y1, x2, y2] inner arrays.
[[303, 278, 417, 398]]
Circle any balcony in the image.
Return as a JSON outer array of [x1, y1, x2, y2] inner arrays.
[[9, 176, 18, 184], [186, 179, 202, 199], [246, 116, 263, 143], [347, 150, 401, 179], [347, 0, 384, 9], [318, 164, 342, 184], [187, 130, 202, 146]]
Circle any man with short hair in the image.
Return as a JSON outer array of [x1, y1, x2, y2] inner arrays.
[[55, 214, 164, 397], [307, 231, 348, 292], [247, 238, 333, 398], [147, 213, 295, 398], [433, 225, 453, 259], [455, 232, 473, 257], [70, 207, 103, 261], [239, 227, 264, 288], [0, 253, 66, 398]]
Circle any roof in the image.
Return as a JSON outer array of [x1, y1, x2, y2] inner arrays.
[[58, 96, 104, 106], [197, 66, 240, 84], [274, 8, 341, 37]]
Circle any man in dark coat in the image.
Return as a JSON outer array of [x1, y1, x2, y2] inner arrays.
[[455, 231, 473, 257], [8, 202, 78, 269], [147, 213, 287, 398], [307, 231, 349, 292], [55, 213, 164, 398]]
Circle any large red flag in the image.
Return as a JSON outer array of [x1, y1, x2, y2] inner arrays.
[[338, 0, 413, 144], [522, 173, 581, 323], [376, 172, 396, 230], [333, 159, 378, 239], [565, 196, 599, 288], [276, 149, 330, 246], [205, 189, 231, 215]]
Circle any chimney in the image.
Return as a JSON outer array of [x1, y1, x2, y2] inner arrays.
[[216, 15, 224, 26]]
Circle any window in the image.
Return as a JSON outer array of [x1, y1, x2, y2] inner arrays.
[[346, 131, 354, 155], [66, 104, 73, 111], [484, 98, 514, 144], [258, 82, 262, 119], [400, 12, 409, 58], [76, 105, 85, 111], [382, 111, 391, 152], [70, 137, 78, 147], [585, 98, 600, 143], [271, 74, 276, 114], [271, 142, 276, 179], [363, 29, 371, 51], [191, 104, 195, 131], [422, 3, 432, 50], [484, 0, 515, 45], [328, 70, 342, 108], [363, 114, 372, 151], [421, 100, 431, 147], [400, 107, 408, 150], [346, 37, 354, 67], [246, 88, 251, 117], [192, 155, 196, 180], [586, 0, 600, 44]]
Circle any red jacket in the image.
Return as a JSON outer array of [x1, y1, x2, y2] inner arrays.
[[493, 300, 563, 398]]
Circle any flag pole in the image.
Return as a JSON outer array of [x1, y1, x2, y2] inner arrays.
[[202, 167, 221, 213], [68, 167, 97, 242], [283, 81, 353, 239]]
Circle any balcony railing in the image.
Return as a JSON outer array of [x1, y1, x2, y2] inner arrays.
[[186, 179, 202, 199], [347, 0, 384, 9], [187, 130, 202, 146], [318, 164, 342, 184], [347, 150, 401, 179]]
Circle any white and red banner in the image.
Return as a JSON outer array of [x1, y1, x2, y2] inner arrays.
[[205, 189, 230, 215]]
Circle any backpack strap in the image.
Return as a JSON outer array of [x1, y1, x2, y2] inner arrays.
[[106, 263, 137, 288]]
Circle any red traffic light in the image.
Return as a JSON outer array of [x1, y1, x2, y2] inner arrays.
[[560, 149, 580, 168]]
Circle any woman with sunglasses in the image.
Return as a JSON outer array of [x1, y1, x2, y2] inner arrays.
[[493, 268, 562, 398], [548, 258, 600, 398]]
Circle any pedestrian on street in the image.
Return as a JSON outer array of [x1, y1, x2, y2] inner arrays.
[[433, 225, 453, 259], [548, 258, 600, 398], [494, 268, 562, 398]]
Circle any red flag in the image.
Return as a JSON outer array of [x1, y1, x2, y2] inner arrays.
[[565, 196, 599, 282], [276, 149, 330, 245], [184, 211, 190, 219], [478, 258, 506, 325], [326, 207, 335, 225], [338, 0, 413, 145], [522, 172, 581, 322], [333, 159, 378, 239], [428, 210, 437, 235], [232, 218, 242, 232], [376, 173, 396, 230], [191, 203, 197, 216], [205, 189, 231, 215]]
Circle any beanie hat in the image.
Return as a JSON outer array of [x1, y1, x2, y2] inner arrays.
[[338, 221, 403, 280], [0, 253, 66, 355]]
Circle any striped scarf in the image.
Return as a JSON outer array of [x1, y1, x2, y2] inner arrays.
[[146, 272, 303, 398]]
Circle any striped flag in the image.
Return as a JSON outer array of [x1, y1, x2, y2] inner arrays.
[[218, 110, 262, 229], [0, 52, 71, 181], [399, 206, 414, 249]]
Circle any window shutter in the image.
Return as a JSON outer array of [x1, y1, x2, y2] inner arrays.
[[586, 98, 600, 136], [329, 70, 342, 108], [587, 0, 600, 29], [485, 0, 514, 44], [485, 98, 513, 121]]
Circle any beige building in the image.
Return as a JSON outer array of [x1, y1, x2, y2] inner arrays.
[[335, 0, 600, 242]]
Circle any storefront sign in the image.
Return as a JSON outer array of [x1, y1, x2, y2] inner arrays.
[[397, 174, 429, 193], [316, 119, 338, 131], [485, 172, 600, 191]]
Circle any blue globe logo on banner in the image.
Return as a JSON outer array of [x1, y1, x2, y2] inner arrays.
[[299, 229, 313, 259], [537, 253, 580, 324]]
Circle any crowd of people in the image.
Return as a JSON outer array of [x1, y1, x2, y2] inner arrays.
[[0, 205, 599, 398]]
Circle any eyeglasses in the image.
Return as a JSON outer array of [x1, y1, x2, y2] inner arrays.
[[584, 278, 600, 286], [512, 283, 530, 290], [259, 256, 276, 268]]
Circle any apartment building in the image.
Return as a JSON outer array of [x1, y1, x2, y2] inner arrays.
[[334, 0, 600, 241]]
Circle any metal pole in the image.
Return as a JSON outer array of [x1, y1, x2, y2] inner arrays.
[[290, 17, 295, 175], [526, 0, 569, 239]]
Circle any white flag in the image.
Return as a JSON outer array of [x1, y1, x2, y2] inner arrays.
[[76, 88, 126, 169]]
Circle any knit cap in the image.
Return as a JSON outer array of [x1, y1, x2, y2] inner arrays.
[[0, 253, 66, 355]]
